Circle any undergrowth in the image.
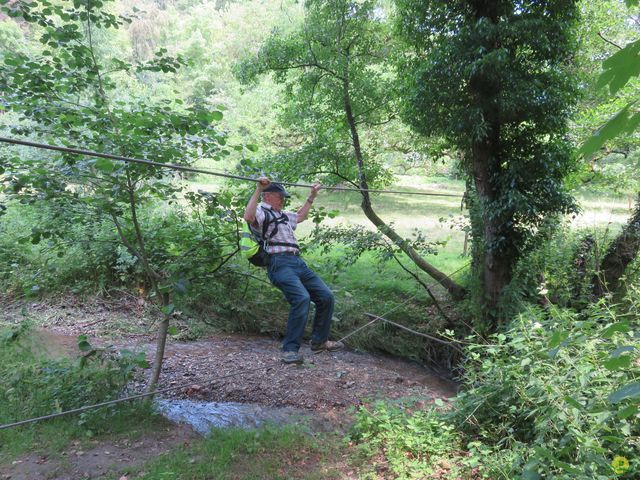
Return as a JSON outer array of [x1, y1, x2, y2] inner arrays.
[[350, 295, 640, 479], [0, 323, 161, 461], [116, 426, 345, 480]]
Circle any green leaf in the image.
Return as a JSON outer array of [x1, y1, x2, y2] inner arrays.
[[174, 279, 188, 294], [618, 405, 637, 419], [4, 56, 21, 67], [601, 321, 630, 339], [161, 304, 175, 315], [246, 144, 259, 152], [626, 0, 639, 8], [521, 465, 540, 480], [603, 356, 632, 371], [167, 325, 178, 335], [600, 39, 640, 94], [547, 347, 560, 359], [578, 105, 633, 158], [563, 395, 583, 410], [548, 330, 569, 348], [610, 346, 636, 358], [608, 382, 640, 404], [626, 111, 640, 134], [94, 158, 116, 173], [211, 111, 223, 121], [553, 460, 580, 474]]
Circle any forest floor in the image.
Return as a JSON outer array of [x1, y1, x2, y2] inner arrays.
[[1, 295, 457, 479]]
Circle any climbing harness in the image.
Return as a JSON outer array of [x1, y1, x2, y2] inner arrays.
[[240, 206, 300, 266]]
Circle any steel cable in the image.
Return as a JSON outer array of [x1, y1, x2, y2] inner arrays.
[[0, 136, 462, 198]]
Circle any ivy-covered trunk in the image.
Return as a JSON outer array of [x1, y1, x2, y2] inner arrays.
[[397, 0, 579, 326], [468, 2, 513, 321], [472, 138, 514, 318]]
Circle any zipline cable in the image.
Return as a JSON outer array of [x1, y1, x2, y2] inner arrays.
[[0, 136, 462, 198]]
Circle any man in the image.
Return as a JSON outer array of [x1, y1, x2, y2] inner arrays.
[[243, 177, 344, 364]]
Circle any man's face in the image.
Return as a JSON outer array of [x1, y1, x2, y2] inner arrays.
[[264, 192, 286, 210]]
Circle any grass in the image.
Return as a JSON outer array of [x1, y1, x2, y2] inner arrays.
[[0, 409, 168, 464], [113, 426, 349, 480]]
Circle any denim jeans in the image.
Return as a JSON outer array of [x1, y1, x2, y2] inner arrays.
[[267, 254, 335, 352]]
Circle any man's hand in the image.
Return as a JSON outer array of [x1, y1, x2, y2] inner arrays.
[[245, 177, 270, 224], [257, 177, 271, 191], [308, 183, 321, 200]]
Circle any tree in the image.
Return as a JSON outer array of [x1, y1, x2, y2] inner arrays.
[[396, 0, 580, 324], [579, 0, 640, 297], [0, 0, 239, 390], [235, 0, 465, 299]]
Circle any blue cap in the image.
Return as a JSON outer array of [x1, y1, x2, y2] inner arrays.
[[263, 183, 290, 197]]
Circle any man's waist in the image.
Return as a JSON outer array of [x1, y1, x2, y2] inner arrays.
[[269, 251, 301, 256]]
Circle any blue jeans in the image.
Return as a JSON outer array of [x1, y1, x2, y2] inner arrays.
[[267, 254, 335, 352]]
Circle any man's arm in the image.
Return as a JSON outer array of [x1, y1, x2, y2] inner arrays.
[[244, 177, 270, 227], [297, 184, 321, 223]]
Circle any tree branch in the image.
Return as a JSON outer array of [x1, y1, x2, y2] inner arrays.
[[598, 32, 623, 50]]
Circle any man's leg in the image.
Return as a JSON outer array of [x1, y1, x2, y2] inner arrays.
[[268, 256, 311, 352], [299, 261, 335, 345]]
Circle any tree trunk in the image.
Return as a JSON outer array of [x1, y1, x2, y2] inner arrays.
[[472, 137, 513, 317], [122, 174, 172, 393], [592, 194, 640, 298], [468, 1, 514, 323], [148, 294, 171, 392], [342, 78, 466, 300], [572, 234, 595, 303]]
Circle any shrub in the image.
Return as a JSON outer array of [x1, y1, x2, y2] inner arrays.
[[0, 325, 151, 434], [350, 401, 463, 479], [349, 400, 515, 479], [451, 301, 640, 479]]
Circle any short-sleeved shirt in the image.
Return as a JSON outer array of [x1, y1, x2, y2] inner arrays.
[[254, 202, 300, 254]]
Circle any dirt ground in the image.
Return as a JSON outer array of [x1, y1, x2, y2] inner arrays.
[[1, 295, 458, 479], [2, 424, 198, 480]]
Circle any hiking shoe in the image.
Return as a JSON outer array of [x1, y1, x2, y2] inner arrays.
[[281, 351, 304, 364], [310, 340, 344, 353]]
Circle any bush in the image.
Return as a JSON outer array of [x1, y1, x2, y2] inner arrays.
[[0, 324, 151, 435], [349, 297, 639, 480], [451, 301, 640, 479], [349, 400, 515, 479]]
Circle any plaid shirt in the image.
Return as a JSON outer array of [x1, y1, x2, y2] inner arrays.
[[255, 202, 300, 254]]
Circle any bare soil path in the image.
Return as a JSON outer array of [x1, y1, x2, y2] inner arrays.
[[5, 296, 458, 412]]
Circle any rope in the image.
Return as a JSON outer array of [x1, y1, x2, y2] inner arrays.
[[0, 136, 461, 198], [334, 262, 471, 352], [335, 317, 379, 344], [0, 361, 283, 431], [364, 313, 464, 354]]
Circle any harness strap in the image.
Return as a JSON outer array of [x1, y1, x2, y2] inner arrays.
[[256, 206, 299, 252], [261, 206, 290, 240]]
